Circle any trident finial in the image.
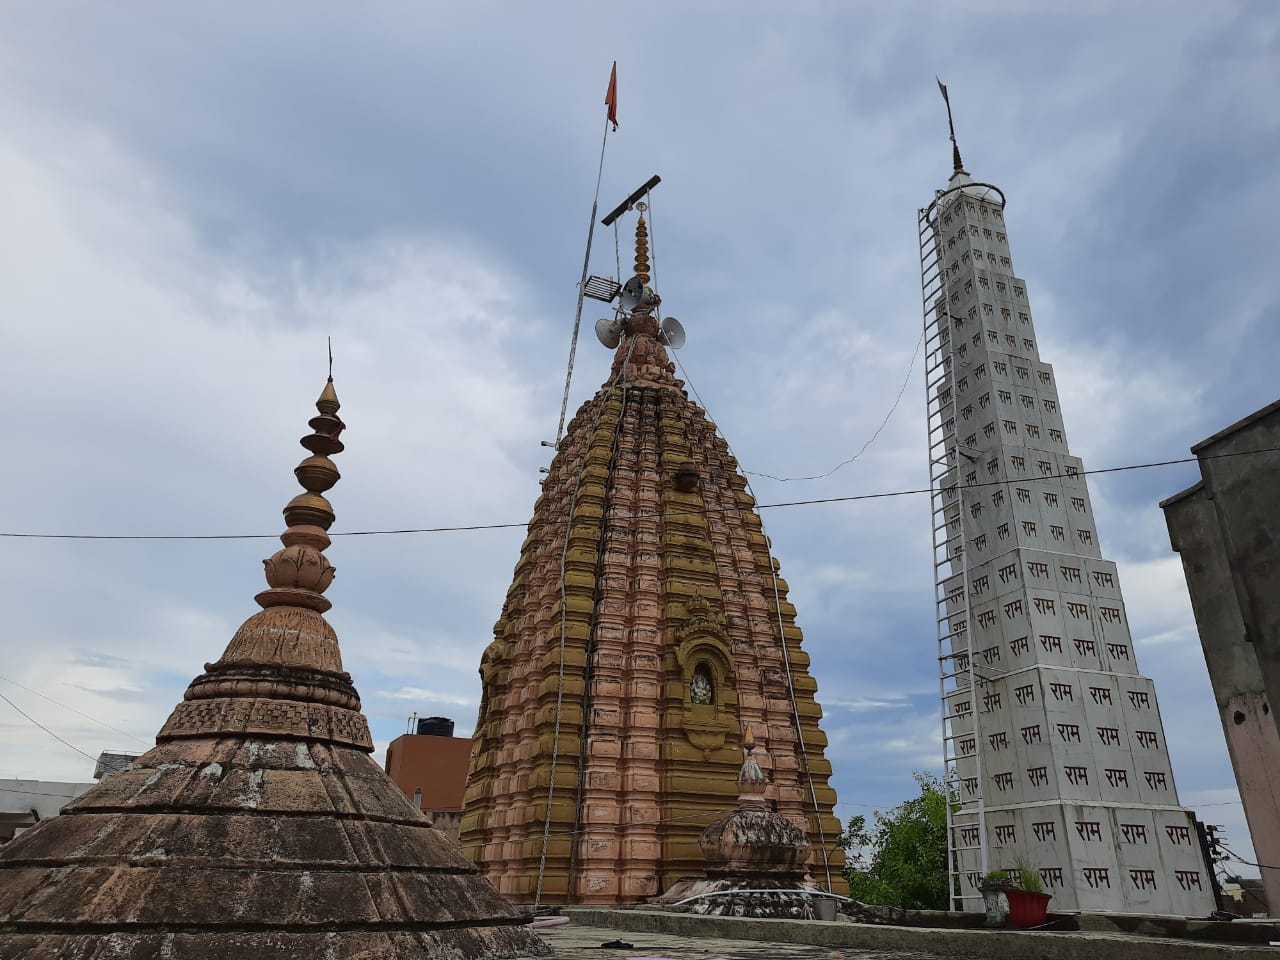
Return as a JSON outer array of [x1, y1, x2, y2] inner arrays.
[[936, 78, 965, 175]]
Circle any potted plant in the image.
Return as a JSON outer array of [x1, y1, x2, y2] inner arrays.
[[977, 869, 1010, 927], [1004, 862, 1052, 928]]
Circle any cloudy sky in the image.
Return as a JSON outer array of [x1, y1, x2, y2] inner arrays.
[[2, 3, 1276, 876]]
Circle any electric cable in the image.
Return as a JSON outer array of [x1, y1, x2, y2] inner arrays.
[[0, 675, 149, 747], [534, 332, 639, 908], [1220, 845, 1280, 871], [0, 691, 96, 762], [648, 191, 832, 891], [0, 787, 95, 801], [0, 784, 890, 816], [1, 446, 1277, 542], [742, 327, 927, 483]]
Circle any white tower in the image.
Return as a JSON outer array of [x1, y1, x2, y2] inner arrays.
[[921, 92, 1215, 916]]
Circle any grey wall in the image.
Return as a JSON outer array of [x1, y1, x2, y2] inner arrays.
[[1163, 399, 1280, 915]]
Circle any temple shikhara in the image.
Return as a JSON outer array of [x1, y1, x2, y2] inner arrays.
[[0, 379, 547, 959], [923, 94, 1215, 915], [461, 208, 845, 904]]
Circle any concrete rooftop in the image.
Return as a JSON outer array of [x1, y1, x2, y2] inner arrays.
[[535, 913, 1280, 960]]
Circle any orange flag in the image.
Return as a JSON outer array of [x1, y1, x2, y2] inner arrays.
[[605, 61, 618, 131]]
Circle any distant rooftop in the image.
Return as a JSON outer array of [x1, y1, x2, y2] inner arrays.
[[93, 751, 140, 781]]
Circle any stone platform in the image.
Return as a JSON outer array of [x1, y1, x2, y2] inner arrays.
[[544, 909, 1279, 959], [540, 921, 930, 959]]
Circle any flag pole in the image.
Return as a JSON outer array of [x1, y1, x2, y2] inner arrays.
[[553, 95, 614, 449]]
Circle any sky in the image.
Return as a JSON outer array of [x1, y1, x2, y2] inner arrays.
[[1, 2, 1277, 880]]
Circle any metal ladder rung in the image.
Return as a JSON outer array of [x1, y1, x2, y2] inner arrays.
[[921, 202, 986, 912]]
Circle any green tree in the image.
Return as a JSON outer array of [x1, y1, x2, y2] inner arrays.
[[838, 771, 948, 910]]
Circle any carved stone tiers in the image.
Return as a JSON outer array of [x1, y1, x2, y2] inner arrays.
[[0, 379, 548, 959]]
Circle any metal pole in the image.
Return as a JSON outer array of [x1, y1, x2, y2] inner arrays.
[[554, 115, 612, 449]]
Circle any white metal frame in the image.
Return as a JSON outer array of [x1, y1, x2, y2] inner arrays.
[[920, 196, 988, 911]]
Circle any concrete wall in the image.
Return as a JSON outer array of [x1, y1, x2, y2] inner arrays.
[[428, 809, 463, 843], [0, 780, 94, 843], [384, 733, 472, 813], [1162, 398, 1280, 916], [932, 180, 1213, 916]]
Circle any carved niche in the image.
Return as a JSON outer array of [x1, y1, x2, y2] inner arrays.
[[672, 592, 738, 758]]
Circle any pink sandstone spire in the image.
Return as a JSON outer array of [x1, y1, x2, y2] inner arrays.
[[462, 208, 845, 904]]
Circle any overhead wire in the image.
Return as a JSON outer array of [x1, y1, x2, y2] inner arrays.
[[0, 674, 149, 747], [553, 111, 614, 449], [647, 188, 833, 891], [1220, 845, 1280, 872], [742, 327, 927, 483], [534, 331, 640, 908], [0, 691, 97, 762], [1, 446, 1277, 542], [0, 787, 95, 801], [564, 330, 641, 893], [0, 783, 890, 815]]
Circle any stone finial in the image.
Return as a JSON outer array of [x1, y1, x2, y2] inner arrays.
[[634, 214, 651, 284], [0, 370, 549, 958], [694, 726, 812, 888], [256, 377, 345, 614], [738, 729, 769, 808], [156, 373, 372, 751]]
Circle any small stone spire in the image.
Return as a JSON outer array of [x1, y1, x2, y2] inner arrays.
[[156, 373, 371, 751], [0, 369, 549, 956], [257, 377, 346, 614], [738, 728, 769, 809], [634, 212, 651, 285]]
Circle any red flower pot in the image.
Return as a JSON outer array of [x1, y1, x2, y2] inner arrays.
[[1005, 889, 1052, 928]]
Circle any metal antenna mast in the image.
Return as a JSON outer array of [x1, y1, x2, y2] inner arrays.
[[555, 113, 615, 449]]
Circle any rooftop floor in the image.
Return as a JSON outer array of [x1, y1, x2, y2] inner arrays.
[[539, 922, 932, 959], [536, 912, 1280, 960]]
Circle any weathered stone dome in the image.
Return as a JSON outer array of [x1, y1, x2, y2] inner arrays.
[[700, 807, 812, 880], [699, 734, 812, 882], [0, 379, 548, 959]]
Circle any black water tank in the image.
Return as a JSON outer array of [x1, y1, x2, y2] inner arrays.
[[416, 716, 454, 737]]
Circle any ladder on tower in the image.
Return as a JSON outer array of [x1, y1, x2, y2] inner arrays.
[[919, 198, 988, 911]]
